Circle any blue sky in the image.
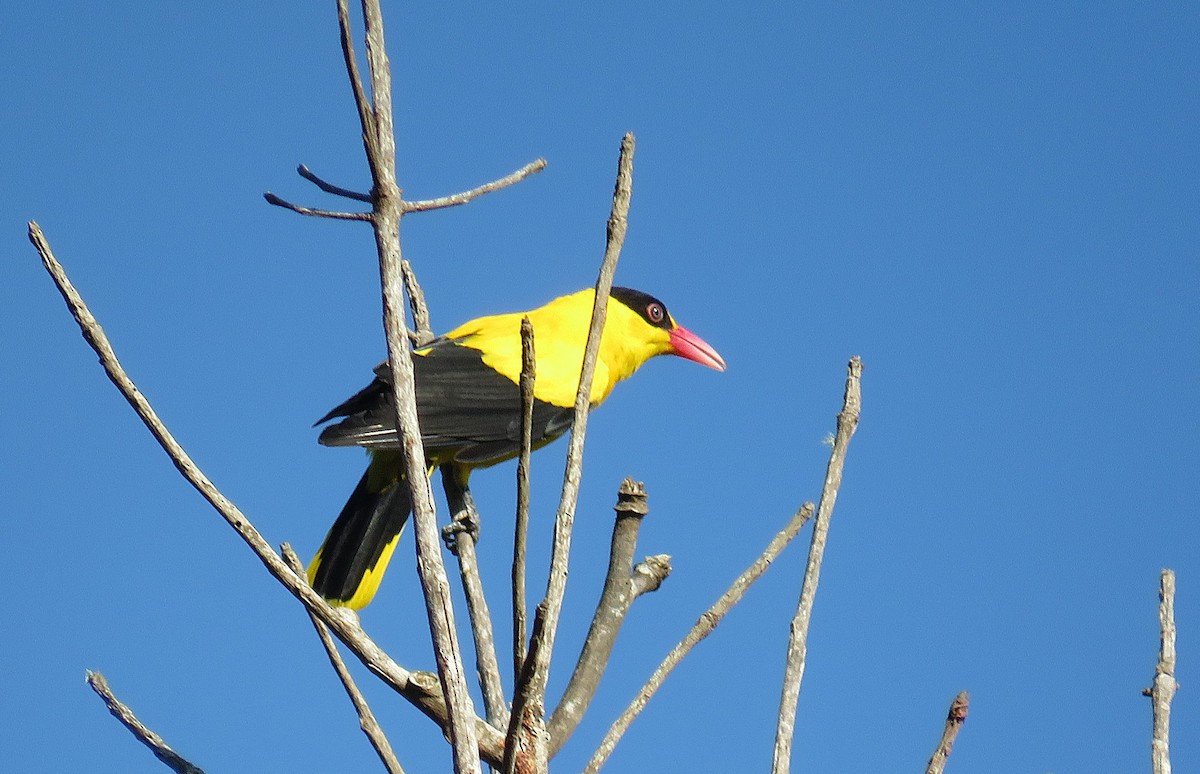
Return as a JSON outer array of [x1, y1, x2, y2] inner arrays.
[[3, 2, 1197, 772]]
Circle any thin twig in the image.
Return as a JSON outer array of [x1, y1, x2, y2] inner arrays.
[[772, 356, 863, 774], [262, 192, 371, 221], [524, 132, 635, 720], [1147, 569, 1178, 774], [27, 222, 506, 766], [338, 0, 379, 175], [298, 164, 374, 202], [400, 258, 434, 344], [925, 691, 969, 774], [441, 472, 509, 728], [283, 546, 405, 774], [85, 671, 205, 774], [585, 502, 815, 773], [404, 159, 549, 212], [512, 316, 536, 678], [547, 479, 667, 754]]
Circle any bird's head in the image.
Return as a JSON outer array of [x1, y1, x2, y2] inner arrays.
[[610, 287, 726, 372]]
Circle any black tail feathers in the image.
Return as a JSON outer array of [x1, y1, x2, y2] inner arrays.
[[308, 470, 412, 609]]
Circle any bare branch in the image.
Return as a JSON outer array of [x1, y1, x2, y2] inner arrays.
[[925, 691, 970, 774], [525, 132, 636, 718], [360, 0, 397, 182], [512, 316, 536, 678], [348, 1, 482, 769], [298, 164, 374, 202], [85, 671, 205, 774], [337, 0, 379, 174], [777, 355, 864, 772], [548, 479, 666, 753], [404, 159, 548, 212], [772, 356, 863, 774], [585, 501, 815, 773], [1147, 568, 1178, 774], [503, 612, 551, 774], [441, 472, 509, 728], [262, 192, 372, 221], [27, 222, 506, 766], [283, 546, 405, 774], [400, 258, 434, 345]]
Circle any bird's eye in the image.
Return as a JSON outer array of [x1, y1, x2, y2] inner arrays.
[[646, 303, 665, 324]]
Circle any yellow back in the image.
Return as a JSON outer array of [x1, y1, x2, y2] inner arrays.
[[438, 288, 675, 408]]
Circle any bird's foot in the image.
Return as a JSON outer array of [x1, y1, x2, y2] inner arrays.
[[441, 511, 480, 554]]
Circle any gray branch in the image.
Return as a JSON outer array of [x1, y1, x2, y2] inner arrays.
[[404, 159, 548, 212], [298, 163, 373, 202], [400, 258, 434, 345], [503, 612, 551, 774], [523, 132, 635, 704], [512, 317, 536, 678], [924, 691, 969, 774], [27, 222, 507, 766], [283, 546, 405, 774], [1147, 568, 1178, 774], [262, 192, 371, 220], [441, 471, 509, 728], [344, 1, 483, 768], [772, 356, 863, 774], [585, 501, 815, 773], [547, 479, 667, 754], [86, 671, 205, 774]]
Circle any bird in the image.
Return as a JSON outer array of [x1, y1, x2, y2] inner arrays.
[[307, 286, 726, 609]]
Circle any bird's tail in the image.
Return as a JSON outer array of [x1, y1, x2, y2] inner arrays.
[[308, 455, 412, 610]]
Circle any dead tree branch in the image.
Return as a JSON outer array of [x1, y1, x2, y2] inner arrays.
[[260, 193, 372, 220], [1146, 568, 1178, 774], [924, 691, 969, 774], [522, 132, 636, 726], [585, 501, 815, 773], [404, 159, 548, 212], [298, 163, 373, 202], [85, 671, 205, 774], [441, 472, 509, 728], [503, 613, 551, 774], [265, 1, 544, 228], [400, 258, 434, 344], [772, 355, 863, 774], [338, 2, 482, 768], [287, 8, 546, 763], [512, 317, 536, 678], [283, 546, 405, 774], [547, 479, 668, 753], [28, 222, 507, 766]]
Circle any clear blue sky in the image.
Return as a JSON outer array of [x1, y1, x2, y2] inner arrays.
[[3, 2, 1197, 772]]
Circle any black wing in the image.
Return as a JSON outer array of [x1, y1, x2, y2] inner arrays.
[[317, 338, 573, 467]]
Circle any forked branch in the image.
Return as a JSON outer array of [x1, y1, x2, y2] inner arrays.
[[27, 221, 506, 766], [547, 479, 668, 753], [585, 501, 815, 773]]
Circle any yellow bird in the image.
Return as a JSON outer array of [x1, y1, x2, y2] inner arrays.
[[308, 287, 725, 608]]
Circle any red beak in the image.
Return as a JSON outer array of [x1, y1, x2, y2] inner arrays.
[[668, 326, 726, 372]]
